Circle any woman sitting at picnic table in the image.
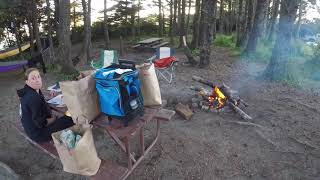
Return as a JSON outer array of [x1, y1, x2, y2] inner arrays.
[[17, 68, 74, 142]]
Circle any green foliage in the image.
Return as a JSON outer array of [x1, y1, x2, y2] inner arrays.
[[303, 45, 320, 81], [252, 39, 273, 63], [46, 64, 79, 81], [293, 39, 316, 58], [56, 73, 79, 81], [191, 48, 200, 56], [213, 34, 235, 48]]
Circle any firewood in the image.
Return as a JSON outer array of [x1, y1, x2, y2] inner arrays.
[[192, 76, 215, 87], [220, 84, 240, 105], [227, 102, 252, 120], [239, 99, 249, 107], [175, 103, 193, 120]]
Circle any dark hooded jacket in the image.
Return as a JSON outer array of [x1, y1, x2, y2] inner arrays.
[[17, 85, 52, 141]]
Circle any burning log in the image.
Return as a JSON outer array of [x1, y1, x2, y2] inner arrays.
[[226, 102, 252, 120]]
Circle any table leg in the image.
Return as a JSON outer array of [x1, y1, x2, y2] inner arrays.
[[106, 129, 137, 163], [139, 128, 145, 155], [124, 137, 132, 170]]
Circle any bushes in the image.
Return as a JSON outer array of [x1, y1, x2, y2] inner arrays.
[[213, 34, 235, 48], [303, 45, 320, 81]]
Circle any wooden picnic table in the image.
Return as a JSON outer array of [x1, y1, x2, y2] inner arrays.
[[132, 37, 169, 50], [48, 102, 175, 180], [137, 38, 162, 44]]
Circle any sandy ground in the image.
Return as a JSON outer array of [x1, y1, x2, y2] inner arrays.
[[1, 43, 320, 180]]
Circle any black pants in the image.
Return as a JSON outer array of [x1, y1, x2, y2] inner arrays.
[[35, 115, 74, 142]]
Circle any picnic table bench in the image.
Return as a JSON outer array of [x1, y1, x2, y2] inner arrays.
[[15, 103, 175, 180], [132, 38, 169, 50]]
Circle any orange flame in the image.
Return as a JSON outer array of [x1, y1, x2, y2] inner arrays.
[[208, 86, 227, 109]]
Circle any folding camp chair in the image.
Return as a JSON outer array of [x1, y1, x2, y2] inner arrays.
[[91, 50, 119, 70], [148, 47, 179, 83]]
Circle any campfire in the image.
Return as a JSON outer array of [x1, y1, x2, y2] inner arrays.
[[208, 86, 227, 109], [191, 76, 252, 120]]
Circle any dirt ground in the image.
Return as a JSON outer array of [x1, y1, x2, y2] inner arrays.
[[1, 43, 320, 180]]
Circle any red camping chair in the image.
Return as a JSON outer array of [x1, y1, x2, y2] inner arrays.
[[148, 47, 179, 83]]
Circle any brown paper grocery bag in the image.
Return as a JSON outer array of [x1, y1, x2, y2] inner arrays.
[[52, 125, 101, 176], [59, 71, 100, 124], [138, 63, 162, 106]]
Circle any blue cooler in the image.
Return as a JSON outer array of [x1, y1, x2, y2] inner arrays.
[[94, 61, 144, 126]]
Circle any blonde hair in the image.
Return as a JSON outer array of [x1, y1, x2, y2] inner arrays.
[[25, 68, 40, 80]]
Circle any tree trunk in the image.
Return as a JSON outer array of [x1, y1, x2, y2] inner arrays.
[[46, 0, 56, 63], [27, 20, 35, 56], [294, 0, 303, 38], [31, 0, 43, 53], [199, 0, 216, 67], [87, 0, 91, 63], [261, 0, 271, 36], [177, 0, 181, 34], [267, 0, 280, 41], [186, 0, 192, 40], [212, 0, 217, 39], [173, 0, 178, 34], [162, 7, 165, 34], [236, 0, 243, 47], [131, 1, 136, 39], [264, 0, 300, 81], [190, 0, 201, 49], [58, 0, 76, 74], [169, 0, 174, 44], [137, 0, 141, 37], [226, 0, 232, 33], [243, 0, 255, 49], [104, 0, 110, 49], [81, 0, 91, 63], [219, 0, 224, 33], [178, 0, 186, 47], [239, 0, 248, 46], [54, 0, 60, 42], [73, 1, 76, 29], [245, 0, 268, 54], [158, 0, 163, 36], [12, 18, 22, 57]]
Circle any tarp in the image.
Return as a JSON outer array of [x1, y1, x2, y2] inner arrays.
[[0, 60, 27, 72]]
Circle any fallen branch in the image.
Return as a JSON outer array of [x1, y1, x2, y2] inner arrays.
[[289, 137, 319, 149], [254, 129, 278, 147], [220, 119, 267, 129], [269, 150, 306, 155]]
